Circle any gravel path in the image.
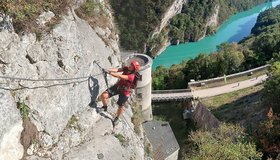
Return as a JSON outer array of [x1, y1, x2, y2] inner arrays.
[[192, 74, 268, 98]]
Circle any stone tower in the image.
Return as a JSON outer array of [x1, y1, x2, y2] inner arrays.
[[125, 53, 153, 121]]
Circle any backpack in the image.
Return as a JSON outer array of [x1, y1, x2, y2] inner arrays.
[[131, 72, 142, 89]]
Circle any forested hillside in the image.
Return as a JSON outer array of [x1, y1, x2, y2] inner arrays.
[[109, 0, 174, 52], [169, 0, 267, 42], [152, 4, 280, 90], [110, 0, 267, 55], [153, 5, 280, 158], [240, 4, 280, 66]]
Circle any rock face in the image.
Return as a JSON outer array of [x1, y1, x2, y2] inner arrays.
[[149, 0, 187, 56], [198, 4, 220, 41], [151, 1, 220, 56], [151, 0, 187, 38], [0, 89, 23, 160], [0, 14, 14, 32], [0, 2, 144, 160], [206, 5, 219, 28]]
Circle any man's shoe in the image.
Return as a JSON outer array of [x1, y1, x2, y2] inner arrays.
[[100, 106, 108, 112], [113, 117, 120, 127]]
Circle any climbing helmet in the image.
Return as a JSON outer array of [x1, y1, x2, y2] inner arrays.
[[130, 60, 140, 72]]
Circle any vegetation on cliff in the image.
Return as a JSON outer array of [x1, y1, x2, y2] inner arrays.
[[0, 0, 70, 37]]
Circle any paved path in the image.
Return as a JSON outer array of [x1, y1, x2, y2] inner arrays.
[[192, 74, 268, 98]]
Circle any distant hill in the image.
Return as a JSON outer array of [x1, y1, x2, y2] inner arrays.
[[110, 0, 267, 55]]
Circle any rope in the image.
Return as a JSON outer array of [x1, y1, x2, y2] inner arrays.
[[93, 61, 110, 90], [0, 72, 104, 90], [0, 79, 89, 91], [0, 60, 111, 91], [0, 74, 95, 82], [0, 61, 107, 85]]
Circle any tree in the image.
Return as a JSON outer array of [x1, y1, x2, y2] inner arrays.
[[188, 124, 262, 160], [152, 65, 169, 90], [168, 64, 187, 89], [218, 43, 244, 74], [263, 61, 280, 113]]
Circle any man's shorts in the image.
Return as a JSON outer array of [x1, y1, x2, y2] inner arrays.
[[106, 85, 129, 107]]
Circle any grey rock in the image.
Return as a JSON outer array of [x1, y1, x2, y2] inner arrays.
[[0, 2, 144, 159], [37, 11, 55, 27], [0, 14, 14, 32], [0, 87, 24, 160], [97, 153, 104, 159]]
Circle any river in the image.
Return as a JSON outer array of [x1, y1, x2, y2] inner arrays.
[[152, 0, 280, 69]]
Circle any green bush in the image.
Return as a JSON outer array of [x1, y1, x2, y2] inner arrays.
[[80, 0, 96, 14], [18, 102, 29, 119], [188, 124, 262, 160], [68, 115, 78, 127], [152, 62, 187, 90], [256, 108, 280, 159], [114, 133, 129, 147], [263, 61, 280, 113]]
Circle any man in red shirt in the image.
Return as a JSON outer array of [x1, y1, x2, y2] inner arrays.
[[100, 61, 140, 126]]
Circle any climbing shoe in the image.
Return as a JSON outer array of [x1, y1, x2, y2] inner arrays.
[[113, 117, 120, 127], [100, 106, 108, 112]]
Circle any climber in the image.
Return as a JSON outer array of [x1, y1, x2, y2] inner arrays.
[[100, 60, 141, 126]]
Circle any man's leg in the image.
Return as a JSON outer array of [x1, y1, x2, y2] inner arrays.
[[113, 94, 128, 126], [101, 91, 109, 107], [100, 85, 118, 111], [116, 106, 125, 118], [113, 106, 125, 126]]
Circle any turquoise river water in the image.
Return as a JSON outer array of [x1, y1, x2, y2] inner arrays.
[[152, 0, 280, 69]]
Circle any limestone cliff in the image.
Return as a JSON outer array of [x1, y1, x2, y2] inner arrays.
[[206, 5, 219, 30], [0, 1, 144, 160], [198, 4, 220, 41], [151, 0, 187, 38], [149, 0, 219, 56], [147, 0, 187, 56]]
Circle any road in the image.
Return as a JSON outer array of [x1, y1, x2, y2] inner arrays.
[[192, 74, 268, 98]]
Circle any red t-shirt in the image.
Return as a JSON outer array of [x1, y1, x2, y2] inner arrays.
[[117, 67, 135, 96]]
